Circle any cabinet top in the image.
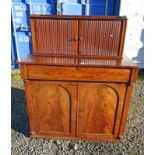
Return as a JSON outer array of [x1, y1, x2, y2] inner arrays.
[[17, 55, 138, 69]]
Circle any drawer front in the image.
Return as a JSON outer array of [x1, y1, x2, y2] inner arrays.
[[26, 65, 130, 82]]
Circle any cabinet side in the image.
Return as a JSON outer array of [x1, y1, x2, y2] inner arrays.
[[19, 63, 28, 79], [24, 80, 36, 136]]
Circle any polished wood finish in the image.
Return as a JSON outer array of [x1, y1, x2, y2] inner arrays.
[[79, 20, 122, 56], [31, 18, 78, 55], [25, 81, 77, 137], [30, 15, 127, 59], [19, 55, 138, 68], [19, 58, 138, 141], [26, 65, 131, 82], [18, 15, 138, 142], [119, 85, 133, 136], [77, 83, 126, 140]]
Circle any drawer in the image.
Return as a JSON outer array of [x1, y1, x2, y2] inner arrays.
[[25, 65, 131, 82]]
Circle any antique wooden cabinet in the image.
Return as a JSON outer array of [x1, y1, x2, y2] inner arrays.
[[18, 15, 138, 142]]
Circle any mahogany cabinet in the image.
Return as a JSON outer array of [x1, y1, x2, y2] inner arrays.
[[18, 15, 138, 142], [18, 56, 138, 142]]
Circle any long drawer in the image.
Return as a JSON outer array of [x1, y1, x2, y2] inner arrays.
[[21, 65, 131, 82]]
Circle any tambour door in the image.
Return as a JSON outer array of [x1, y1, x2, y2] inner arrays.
[[77, 82, 126, 140], [25, 80, 77, 138], [78, 19, 126, 57], [30, 17, 78, 55]]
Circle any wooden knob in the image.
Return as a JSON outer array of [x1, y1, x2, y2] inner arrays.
[[79, 37, 83, 40], [74, 37, 78, 41]]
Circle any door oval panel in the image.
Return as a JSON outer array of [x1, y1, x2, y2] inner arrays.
[[78, 83, 119, 135], [35, 83, 71, 133]]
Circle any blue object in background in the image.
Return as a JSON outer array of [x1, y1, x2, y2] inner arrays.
[[11, 0, 120, 69], [57, 0, 120, 16], [11, 0, 57, 69]]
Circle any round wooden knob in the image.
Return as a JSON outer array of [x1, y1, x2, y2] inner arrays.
[[79, 37, 83, 40], [74, 37, 78, 41]]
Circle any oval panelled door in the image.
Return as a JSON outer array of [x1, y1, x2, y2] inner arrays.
[[38, 84, 70, 133], [27, 81, 77, 138], [77, 82, 126, 139], [25, 79, 127, 139]]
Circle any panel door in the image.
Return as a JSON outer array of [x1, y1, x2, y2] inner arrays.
[[78, 20, 123, 57], [77, 83, 126, 140], [25, 81, 77, 138], [31, 18, 78, 55]]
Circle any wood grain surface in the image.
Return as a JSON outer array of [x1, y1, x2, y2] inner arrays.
[[30, 15, 127, 59], [25, 81, 77, 137], [79, 20, 122, 56], [77, 83, 126, 140], [18, 15, 139, 141], [31, 19, 78, 55], [26, 65, 131, 82]]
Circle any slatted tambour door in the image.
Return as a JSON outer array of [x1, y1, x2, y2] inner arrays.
[[31, 18, 78, 55], [30, 15, 127, 59], [79, 20, 123, 57]]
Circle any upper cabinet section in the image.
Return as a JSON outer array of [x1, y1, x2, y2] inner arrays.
[[30, 15, 127, 59]]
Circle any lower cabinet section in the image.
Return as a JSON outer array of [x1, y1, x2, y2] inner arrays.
[[25, 80, 128, 141]]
